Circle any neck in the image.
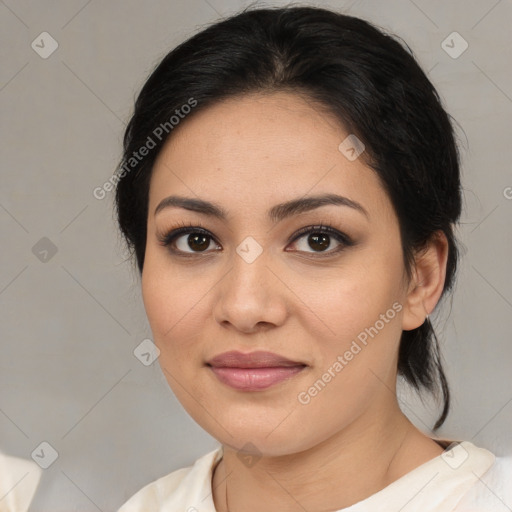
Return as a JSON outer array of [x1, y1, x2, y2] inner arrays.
[[212, 401, 443, 512]]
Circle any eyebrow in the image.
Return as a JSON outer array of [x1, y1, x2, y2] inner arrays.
[[154, 193, 369, 222]]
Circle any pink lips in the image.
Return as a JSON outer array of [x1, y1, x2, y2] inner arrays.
[[206, 350, 307, 391]]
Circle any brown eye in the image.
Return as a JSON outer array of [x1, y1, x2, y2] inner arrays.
[[307, 233, 331, 251], [158, 226, 221, 256], [183, 233, 211, 252], [292, 231, 340, 253], [287, 225, 354, 256], [172, 232, 218, 253]]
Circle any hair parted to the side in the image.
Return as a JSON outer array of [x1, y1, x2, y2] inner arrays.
[[114, 4, 463, 430]]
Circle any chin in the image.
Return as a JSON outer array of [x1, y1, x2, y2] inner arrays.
[[192, 409, 312, 457]]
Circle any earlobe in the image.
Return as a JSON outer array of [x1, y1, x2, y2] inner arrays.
[[401, 231, 449, 331]]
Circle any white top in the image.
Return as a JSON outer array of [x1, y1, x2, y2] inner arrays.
[[0, 452, 42, 512], [118, 440, 510, 511]]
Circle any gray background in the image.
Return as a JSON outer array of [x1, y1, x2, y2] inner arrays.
[[1, 0, 511, 510]]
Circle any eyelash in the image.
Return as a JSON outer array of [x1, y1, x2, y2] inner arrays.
[[156, 221, 354, 259]]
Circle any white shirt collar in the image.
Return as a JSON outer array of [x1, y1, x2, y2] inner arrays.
[[119, 441, 496, 512]]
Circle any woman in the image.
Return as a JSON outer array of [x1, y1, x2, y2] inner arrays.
[[115, 5, 502, 511]]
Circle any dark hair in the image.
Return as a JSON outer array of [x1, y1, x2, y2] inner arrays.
[[115, 4, 462, 430]]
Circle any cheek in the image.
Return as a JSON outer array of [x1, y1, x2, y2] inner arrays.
[[141, 263, 213, 407], [141, 258, 213, 358], [293, 250, 406, 396], [293, 252, 404, 337], [291, 271, 404, 437]]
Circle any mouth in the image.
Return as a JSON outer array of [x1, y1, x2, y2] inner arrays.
[[206, 350, 307, 391]]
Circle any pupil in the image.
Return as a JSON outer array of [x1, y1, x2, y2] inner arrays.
[[189, 234, 209, 251], [309, 233, 329, 251]]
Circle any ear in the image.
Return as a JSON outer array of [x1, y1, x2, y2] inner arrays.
[[401, 230, 449, 331]]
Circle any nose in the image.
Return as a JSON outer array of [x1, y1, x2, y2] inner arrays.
[[213, 246, 288, 334]]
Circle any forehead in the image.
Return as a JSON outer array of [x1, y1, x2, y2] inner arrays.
[[148, 91, 392, 224], [155, 91, 344, 170]]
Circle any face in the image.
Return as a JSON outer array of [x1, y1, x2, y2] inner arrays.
[[142, 91, 412, 456]]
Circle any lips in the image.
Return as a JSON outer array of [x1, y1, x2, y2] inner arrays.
[[206, 350, 307, 391]]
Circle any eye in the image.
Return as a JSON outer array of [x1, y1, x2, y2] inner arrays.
[[157, 223, 220, 257], [157, 222, 354, 258], [287, 224, 354, 257]]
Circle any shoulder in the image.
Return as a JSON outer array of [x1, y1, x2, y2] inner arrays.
[[355, 440, 498, 511], [117, 446, 223, 512], [117, 466, 190, 511], [0, 451, 42, 512], [454, 448, 512, 511]]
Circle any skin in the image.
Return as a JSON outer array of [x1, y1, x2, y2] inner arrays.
[[141, 91, 449, 511]]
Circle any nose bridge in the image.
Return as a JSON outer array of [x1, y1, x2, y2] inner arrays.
[[227, 237, 271, 299], [214, 238, 286, 331]]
